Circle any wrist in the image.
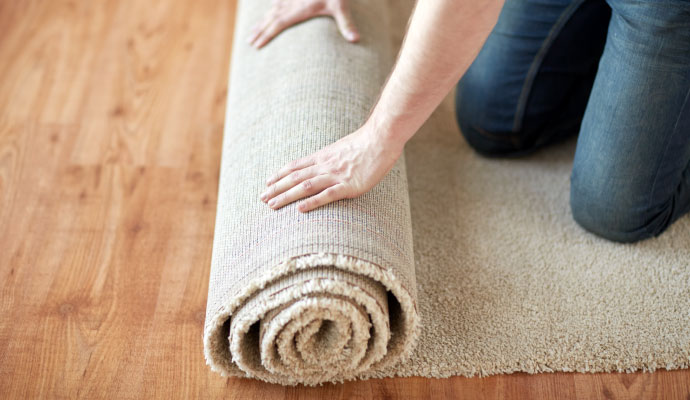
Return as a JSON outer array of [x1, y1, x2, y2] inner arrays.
[[365, 107, 415, 153]]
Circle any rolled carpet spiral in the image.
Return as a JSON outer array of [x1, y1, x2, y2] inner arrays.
[[203, 0, 420, 386]]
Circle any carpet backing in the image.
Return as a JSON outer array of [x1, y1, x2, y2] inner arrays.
[[204, 0, 690, 385]]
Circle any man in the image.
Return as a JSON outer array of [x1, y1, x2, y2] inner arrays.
[[255, 0, 690, 243]]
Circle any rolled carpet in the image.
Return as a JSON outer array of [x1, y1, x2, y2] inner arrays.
[[205, 0, 690, 387], [203, 0, 419, 385]]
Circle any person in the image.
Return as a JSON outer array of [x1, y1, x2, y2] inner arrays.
[[255, 0, 690, 243]]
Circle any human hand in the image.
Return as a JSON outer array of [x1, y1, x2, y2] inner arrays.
[[260, 124, 403, 212], [248, 0, 360, 49]]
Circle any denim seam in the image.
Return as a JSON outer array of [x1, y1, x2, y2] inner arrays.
[[644, 84, 690, 237], [512, 0, 587, 134]]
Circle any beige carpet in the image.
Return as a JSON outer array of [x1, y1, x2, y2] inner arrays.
[[203, 0, 690, 385]]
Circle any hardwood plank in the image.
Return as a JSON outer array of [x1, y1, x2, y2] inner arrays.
[[0, 1, 687, 399]]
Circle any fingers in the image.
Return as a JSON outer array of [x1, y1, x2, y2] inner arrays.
[[266, 173, 333, 209], [265, 157, 315, 186], [250, 19, 286, 49], [298, 183, 347, 212], [248, 3, 316, 49], [261, 165, 319, 202], [249, 0, 359, 49], [331, 3, 359, 42], [247, 16, 272, 45]]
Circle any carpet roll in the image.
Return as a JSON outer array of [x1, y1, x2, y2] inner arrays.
[[203, 0, 419, 385]]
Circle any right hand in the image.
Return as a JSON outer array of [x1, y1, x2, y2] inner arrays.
[[248, 0, 360, 49], [260, 121, 403, 212]]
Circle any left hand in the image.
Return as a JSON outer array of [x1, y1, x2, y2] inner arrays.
[[248, 0, 360, 49], [260, 124, 403, 212]]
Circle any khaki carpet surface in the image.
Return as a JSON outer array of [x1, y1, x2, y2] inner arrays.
[[204, 0, 690, 385]]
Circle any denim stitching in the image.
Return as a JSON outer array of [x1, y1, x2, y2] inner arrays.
[[645, 85, 690, 237], [512, 0, 587, 133]]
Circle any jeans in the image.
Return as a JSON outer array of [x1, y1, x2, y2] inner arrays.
[[455, 0, 690, 243]]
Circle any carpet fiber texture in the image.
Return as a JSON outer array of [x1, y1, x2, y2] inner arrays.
[[204, 0, 690, 385]]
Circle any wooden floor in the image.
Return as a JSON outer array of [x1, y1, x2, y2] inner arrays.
[[0, 1, 688, 399]]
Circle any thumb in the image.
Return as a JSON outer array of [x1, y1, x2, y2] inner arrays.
[[332, 6, 359, 42]]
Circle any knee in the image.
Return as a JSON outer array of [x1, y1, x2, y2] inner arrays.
[[455, 88, 528, 158], [455, 113, 516, 157], [569, 171, 673, 243], [454, 61, 534, 157]]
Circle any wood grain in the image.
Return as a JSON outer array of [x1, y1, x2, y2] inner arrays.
[[0, 1, 687, 399]]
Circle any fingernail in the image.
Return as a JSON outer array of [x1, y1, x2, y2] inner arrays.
[[347, 31, 357, 41], [268, 199, 275, 207], [260, 193, 266, 201]]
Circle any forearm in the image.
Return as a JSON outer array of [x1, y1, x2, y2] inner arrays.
[[261, 0, 505, 212], [369, 0, 504, 149]]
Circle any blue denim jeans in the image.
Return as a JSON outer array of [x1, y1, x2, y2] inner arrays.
[[455, 0, 690, 243]]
